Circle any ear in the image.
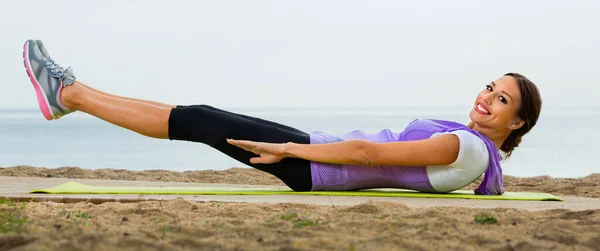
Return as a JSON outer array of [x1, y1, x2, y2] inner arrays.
[[509, 119, 525, 130]]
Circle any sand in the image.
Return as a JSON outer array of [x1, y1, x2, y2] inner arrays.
[[1, 165, 599, 250], [2, 165, 599, 198]]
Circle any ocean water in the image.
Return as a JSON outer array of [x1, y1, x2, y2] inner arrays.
[[0, 106, 597, 178]]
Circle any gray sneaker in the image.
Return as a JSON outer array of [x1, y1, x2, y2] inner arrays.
[[23, 39, 76, 120]]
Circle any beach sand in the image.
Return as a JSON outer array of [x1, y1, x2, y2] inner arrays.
[[2, 165, 599, 198], [1, 165, 599, 250]]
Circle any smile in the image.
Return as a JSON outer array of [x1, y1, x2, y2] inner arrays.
[[475, 103, 490, 115]]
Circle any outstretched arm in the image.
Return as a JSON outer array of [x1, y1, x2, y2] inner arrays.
[[227, 134, 460, 166]]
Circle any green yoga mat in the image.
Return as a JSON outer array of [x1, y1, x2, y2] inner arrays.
[[30, 182, 562, 201]]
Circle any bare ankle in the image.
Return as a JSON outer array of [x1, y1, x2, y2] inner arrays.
[[61, 82, 81, 109]]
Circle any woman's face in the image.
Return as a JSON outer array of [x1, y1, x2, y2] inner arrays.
[[469, 75, 523, 130]]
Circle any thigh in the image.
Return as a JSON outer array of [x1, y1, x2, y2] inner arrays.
[[168, 104, 313, 191], [199, 105, 307, 134]]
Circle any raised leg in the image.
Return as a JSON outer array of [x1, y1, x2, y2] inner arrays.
[[23, 39, 314, 191], [61, 81, 171, 139], [78, 83, 175, 109]]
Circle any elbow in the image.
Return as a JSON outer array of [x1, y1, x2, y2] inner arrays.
[[355, 141, 376, 166]]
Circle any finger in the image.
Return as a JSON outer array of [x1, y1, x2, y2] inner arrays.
[[227, 140, 256, 151], [227, 139, 257, 149], [227, 139, 246, 146], [250, 157, 264, 164], [238, 145, 260, 155], [229, 141, 251, 150], [227, 139, 254, 145]]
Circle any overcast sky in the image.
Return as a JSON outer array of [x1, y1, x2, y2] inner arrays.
[[1, 0, 597, 109]]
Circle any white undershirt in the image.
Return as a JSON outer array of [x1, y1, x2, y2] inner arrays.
[[425, 130, 490, 192]]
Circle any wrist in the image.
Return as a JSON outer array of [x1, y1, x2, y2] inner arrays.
[[283, 142, 296, 158]]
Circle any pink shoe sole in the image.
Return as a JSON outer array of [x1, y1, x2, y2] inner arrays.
[[23, 41, 54, 120]]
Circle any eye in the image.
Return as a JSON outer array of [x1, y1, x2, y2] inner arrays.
[[499, 96, 507, 104], [486, 85, 493, 91]]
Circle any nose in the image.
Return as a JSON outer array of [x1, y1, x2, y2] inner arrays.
[[481, 92, 493, 105]]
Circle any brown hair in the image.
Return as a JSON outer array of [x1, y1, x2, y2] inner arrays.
[[500, 73, 542, 159]]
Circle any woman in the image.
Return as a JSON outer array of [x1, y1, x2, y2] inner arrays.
[[23, 39, 542, 195]]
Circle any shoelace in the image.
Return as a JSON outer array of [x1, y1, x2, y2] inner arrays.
[[43, 58, 74, 80]]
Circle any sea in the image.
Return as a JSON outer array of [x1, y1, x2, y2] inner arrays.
[[0, 106, 597, 178]]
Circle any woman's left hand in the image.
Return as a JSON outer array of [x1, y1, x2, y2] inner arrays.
[[226, 139, 288, 164]]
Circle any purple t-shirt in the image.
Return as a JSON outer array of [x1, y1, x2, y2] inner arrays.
[[309, 119, 505, 195]]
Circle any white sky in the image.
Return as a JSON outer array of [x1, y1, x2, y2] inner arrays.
[[1, 0, 597, 109]]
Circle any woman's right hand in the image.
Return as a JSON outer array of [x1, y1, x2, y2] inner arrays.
[[227, 139, 289, 164]]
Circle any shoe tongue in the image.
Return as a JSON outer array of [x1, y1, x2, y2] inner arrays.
[[61, 68, 76, 86]]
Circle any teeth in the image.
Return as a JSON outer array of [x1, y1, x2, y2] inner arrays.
[[477, 104, 490, 114]]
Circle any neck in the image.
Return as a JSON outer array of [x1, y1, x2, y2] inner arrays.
[[467, 121, 509, 149]]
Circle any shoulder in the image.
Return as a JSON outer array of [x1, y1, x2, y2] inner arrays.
[[426, 130, 490, 192], [431, 130, 489, 169]]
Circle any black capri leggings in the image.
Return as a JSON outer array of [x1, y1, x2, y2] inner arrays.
[[168, 104, 313, 191]]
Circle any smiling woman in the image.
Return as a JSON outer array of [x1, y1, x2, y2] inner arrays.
[[469, 73, 542, 159], [22, 39, 542, 195]]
